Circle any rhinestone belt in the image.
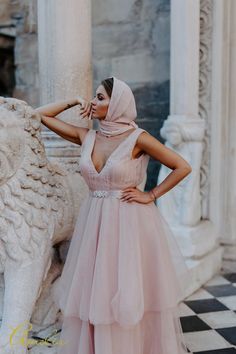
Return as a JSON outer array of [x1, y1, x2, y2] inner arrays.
[[89, 189, 122, 199]]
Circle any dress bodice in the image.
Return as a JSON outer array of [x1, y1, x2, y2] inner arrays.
[[79, 128, 150, 191]]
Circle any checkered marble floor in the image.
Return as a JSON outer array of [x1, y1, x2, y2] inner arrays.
[[179, 272, 236, 354], [28, 271, 236, 353]]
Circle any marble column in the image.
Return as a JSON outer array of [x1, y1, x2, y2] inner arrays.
[[37, 0, 93, 172], [157, 0, 223, 296]]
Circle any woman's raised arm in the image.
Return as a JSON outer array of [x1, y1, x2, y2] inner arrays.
[[34, 97, 92, 145]]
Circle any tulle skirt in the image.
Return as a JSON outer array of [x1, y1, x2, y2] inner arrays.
[[53, 194, 189, 354]]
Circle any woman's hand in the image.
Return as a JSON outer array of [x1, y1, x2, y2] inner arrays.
[[120, 187, 155, 204], [76, 96, 93, 120]]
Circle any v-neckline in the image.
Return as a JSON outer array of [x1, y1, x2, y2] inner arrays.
[[89, 128, 139, 175]]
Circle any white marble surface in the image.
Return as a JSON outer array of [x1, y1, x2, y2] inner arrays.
[[184, 330, 231, 352], [185, 288, 214, 301], [218, 295, 236, 311], [199, 310, 236, 329]]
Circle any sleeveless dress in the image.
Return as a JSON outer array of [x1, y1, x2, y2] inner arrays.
[[54, 127, 189, 354]]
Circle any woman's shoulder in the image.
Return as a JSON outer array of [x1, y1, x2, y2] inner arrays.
[[136, 127, 150, 139], [135, 128, 153, 149]]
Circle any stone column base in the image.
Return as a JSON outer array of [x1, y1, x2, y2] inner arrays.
[[173, 220, 220, 258], [171, 220, 224, 298], [183, 246, 224, 298]]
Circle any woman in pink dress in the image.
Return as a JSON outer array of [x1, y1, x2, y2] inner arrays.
[[36, 76, 192, 354]]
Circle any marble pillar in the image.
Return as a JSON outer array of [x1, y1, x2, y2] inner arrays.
[[157, 0, 223, 296], [37, 0, 93, 172], [216, 0, 236, 270]]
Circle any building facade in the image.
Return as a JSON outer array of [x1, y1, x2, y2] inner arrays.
[[0, 0, 236, 349]]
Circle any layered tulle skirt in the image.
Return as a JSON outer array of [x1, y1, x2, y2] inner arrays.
[[53, 195, 189, 354]]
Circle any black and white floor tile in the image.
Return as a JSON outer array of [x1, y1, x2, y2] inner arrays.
[[27, 271, 236, 353], [179, 272, 236, 354]]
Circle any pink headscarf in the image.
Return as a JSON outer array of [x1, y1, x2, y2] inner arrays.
[[98, 76, 139, 137]]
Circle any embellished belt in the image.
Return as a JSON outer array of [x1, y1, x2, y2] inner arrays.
[[89, 189, 122, 199]]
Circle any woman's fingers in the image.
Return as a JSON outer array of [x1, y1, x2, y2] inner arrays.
[[80, 101, 92, 119], [80, 102, 88, 113], [120, 191, 135, 201], [85, 103, 92, 119], [88, 107, 93, 120]]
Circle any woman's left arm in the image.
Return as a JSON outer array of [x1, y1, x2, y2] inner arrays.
[[120, 131, 192, 204]]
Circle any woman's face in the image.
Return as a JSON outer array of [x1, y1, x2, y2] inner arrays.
[[90, 85, 111, 120]]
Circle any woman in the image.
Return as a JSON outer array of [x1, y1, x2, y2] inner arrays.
[[35, 76, 191, 354]]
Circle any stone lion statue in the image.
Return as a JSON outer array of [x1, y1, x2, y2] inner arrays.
[[0, 97, 88, 353]]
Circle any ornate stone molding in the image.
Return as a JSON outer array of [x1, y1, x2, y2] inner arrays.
[[158, 114, 205, 227], [199, 0, 213, 219]]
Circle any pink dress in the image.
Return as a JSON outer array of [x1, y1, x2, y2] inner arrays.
[[55, 127, 189, 354]]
